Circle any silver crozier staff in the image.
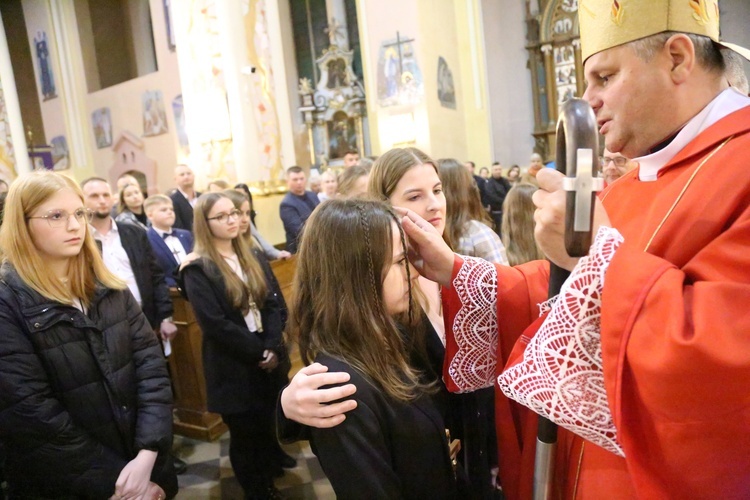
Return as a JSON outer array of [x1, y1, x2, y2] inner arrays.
[[534, 98, 603, 500]]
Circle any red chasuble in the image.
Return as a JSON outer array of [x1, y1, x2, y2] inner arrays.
[[442, 106, 750, 499]]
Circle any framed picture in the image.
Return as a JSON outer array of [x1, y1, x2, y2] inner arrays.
[[142, 90, 169, 137], [91, 107, 113, 148]]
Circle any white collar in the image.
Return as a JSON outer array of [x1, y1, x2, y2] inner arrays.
[[636, 87, 750, 181], [90, 217, 118, 237], [153, 227, 174, 238]]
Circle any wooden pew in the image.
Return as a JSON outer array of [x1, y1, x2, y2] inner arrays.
[[167, 289, 227, 441], [270, 256, 303, 376]]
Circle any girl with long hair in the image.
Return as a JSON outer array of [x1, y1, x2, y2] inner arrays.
[[180, 192, 287, 499], [223, 188, 293, 395], [288, 198, 457, 498], [438, 158, 508, 264], [280, 147, 498, 497], [501, 183, 545, 266], [0, 171, 176, 498], [336, 164, 370, 198], [233, 183, 291, 261], [115, 182, 150, 229]]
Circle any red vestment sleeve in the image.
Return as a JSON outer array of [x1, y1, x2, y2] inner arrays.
[[601, 203, 750, 498], [442, 254, 549, 500]]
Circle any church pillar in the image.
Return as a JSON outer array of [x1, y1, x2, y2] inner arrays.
[[47, 0, 96, 178], [0, 10, 30, 177], [541, 43, 556, 127], [214, 0, 259, 183], [261, 0, 299, 175]]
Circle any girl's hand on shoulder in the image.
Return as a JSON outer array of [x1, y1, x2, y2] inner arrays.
[[280, 363, 358, 428], [179, 252, 200, 271]]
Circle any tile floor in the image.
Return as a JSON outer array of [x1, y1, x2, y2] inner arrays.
[[174, 432, 335, 499]]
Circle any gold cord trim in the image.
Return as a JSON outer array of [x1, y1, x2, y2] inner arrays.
[[644, 136, 733, 252]]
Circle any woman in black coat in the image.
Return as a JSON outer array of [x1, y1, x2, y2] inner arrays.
[[0, 171, 176, 499], [180, 192, 288, 499]]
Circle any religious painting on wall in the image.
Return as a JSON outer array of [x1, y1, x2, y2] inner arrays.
[[50, 136, 69, 170], [437, 57, 456, 109], [142, 90, 169, 137], [326, 57, 349, 89], [91, 108, 113, 149], [327, 111, 357, 160], [554, 44, 576, 106], [376, 33, 424, 107], [172, 95, 190, 157], [34, 31, 56, 101]]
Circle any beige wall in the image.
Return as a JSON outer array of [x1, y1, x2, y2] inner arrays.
[[356, 0, 493, 163], [83, 0, 181, 194]]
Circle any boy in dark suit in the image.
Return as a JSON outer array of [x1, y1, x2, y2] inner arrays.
[[145, 195, 194, 287]]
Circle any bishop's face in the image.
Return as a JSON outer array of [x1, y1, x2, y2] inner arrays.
[[583, 44, 676, 158]]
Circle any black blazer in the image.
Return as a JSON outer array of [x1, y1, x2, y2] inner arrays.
[[146, 227, 194, 287], [484, 176, 512, 212], [310, 353, 457, 499], [115, 221, 173, 328], [180, 257, 287, 415], [169, 190, 200, 232], [279, 191, 319, 253]]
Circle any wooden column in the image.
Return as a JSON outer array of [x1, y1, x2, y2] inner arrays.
[[168, 289, 227, 441]]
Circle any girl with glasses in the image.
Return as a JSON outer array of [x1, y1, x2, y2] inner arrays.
[[0, 171, 176, 498], [180, 192, 287, 498]]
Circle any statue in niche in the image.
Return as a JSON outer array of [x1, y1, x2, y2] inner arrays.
[[34, 31, 56, 101], [328, 111, 356, 160]]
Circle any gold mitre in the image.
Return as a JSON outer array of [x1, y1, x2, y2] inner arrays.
[[579, 0, 750, 62]]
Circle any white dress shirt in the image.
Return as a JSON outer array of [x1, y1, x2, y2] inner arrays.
[[91, 219, 142, 305]]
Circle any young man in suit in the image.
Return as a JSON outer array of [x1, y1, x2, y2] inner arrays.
[[279, 166, 319, 253], [81, 178, 187, 475], [144, 195, 194, 287], [170, 164, 201, 232]]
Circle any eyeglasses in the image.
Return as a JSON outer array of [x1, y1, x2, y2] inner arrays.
[[27, 208, 93, 227], [600, 156, 629, 168], [207, 209, 241, 223]]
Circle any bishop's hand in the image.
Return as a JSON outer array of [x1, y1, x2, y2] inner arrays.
[[533, 169, 611, 271], [397, 207, 455, 286]]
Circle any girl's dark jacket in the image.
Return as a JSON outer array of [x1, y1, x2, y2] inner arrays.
[[0, 263, 177, 499], [180, 250, 289, 416]]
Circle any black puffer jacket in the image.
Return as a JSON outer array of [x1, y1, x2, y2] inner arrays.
[[0, 264, 177, 499]]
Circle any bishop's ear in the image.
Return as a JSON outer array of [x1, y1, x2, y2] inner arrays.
[[665, 34, 696, 84]]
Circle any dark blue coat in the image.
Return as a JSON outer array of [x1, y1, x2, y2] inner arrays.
[[147, 227, 194, 287], [279, 191, 319, 253]]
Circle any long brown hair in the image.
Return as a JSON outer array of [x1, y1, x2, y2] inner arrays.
[[117, 183, 143, 214], [336, 165, 369, 198], [438, 158, 493, 248], [288, 199, 429, 402], [501, 183, 544, 266], [192, 192, 267, 312], [0, 171, 124, 306]]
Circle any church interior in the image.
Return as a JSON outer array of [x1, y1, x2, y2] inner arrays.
[[0, 0, 749, 498]]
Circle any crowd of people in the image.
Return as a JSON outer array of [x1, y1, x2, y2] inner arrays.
[[1, 0, 749, 498]]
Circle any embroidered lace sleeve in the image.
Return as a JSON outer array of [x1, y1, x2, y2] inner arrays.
[[498, 226, 626, 456], [445, 256, 499, 392]]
